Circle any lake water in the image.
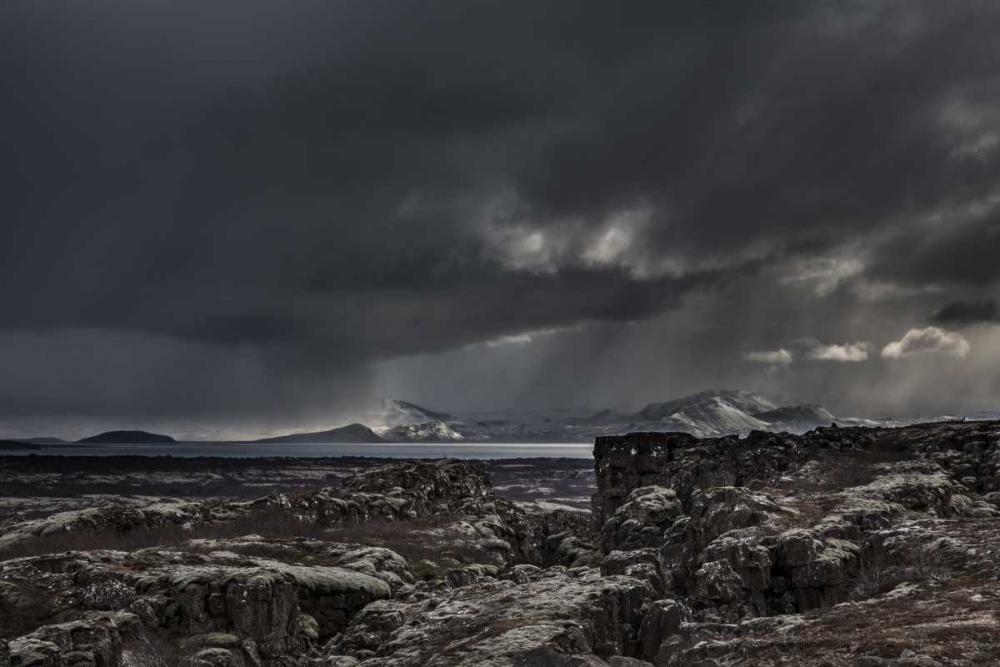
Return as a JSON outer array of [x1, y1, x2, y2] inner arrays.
[[7, 442, 594, 459]]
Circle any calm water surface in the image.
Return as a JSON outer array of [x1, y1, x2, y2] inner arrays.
[[9, 442, 594, 459]]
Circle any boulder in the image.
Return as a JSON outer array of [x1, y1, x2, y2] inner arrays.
[[7, 613, 138, 667], [600, 487, 681, 553], [636, 599, 689, 662], [770, 529, 822, 568], [700, 531, 771, 591], [134, 561, 391, 646], [600, 550, 668, 596], [692, 561, 743, 602]]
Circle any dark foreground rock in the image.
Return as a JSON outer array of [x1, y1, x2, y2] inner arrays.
[[328, 567, 650, 665], [3, 422, 1000, 666], [589, 421, 1000, 665]]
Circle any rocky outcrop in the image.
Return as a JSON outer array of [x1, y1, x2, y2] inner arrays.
[[134, 562, 389, 647], [7, 613, 138, 667], [592, 430, 819, 527], [0, 502, 197, 552], [592, 422, 1000, 527], [600, 487, 682, 554], [591, 421, 1000, 661], [0, 546, 401, 656], [328, 567, 651, 666]]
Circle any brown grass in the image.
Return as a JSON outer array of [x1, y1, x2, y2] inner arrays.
[[850, 545, 950, 601], [120, 628, 185, 667]]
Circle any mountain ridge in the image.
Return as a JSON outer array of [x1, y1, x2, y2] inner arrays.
[[254, 422, 383, 444], [252, 390, 846, 444]]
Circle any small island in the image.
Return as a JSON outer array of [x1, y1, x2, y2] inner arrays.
[[76, 430, 176, 444]]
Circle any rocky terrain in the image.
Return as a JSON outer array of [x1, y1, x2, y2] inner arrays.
[[0, 456, 594, 515], [2, 420, 1000, 666]]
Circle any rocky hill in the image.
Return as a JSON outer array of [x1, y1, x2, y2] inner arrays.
[[2, 420, 1000, 666], [254, 422, 384, 443]]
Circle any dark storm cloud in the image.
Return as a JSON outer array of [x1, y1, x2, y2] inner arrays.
[[869, 213, 1000, 287], [931, 299, 1000, 326], [3, 0, 1000, 424]]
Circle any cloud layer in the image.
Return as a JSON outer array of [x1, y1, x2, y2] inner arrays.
[[807, 343, 871, 363], [744, 349, 794, 365], [2, 1, 1000, 432], [882, 328, 972, 359], [931, 299, 1000, 326]]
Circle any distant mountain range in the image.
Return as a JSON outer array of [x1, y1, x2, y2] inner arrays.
[[3, 392, 952, 447], [443, 390, 851, 442], [252, 390, 857, 444]]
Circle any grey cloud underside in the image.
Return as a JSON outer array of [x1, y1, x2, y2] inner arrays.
[[931, 299, 1000, 326], [2, 0, 1000, 423]]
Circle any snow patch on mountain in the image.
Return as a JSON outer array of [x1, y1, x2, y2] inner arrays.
[[651, 397, 773, 437], [634, 389, 777, 422], [366, 390, 846, 442], [383, 420, 465, 442], [365, 398, 452, 428]]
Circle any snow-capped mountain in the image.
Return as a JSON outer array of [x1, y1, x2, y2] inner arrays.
[[325, 391, 849, 443], [372, 398, 451, 428], [633, 390, 777, 422], [384, 420, 465, 442], [245, 391, 977, 445], [630, 390, 777, 437], [381, 391, 843, 441]]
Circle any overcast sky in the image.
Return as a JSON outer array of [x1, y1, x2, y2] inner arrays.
[[3, 1, 1000, 438]]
